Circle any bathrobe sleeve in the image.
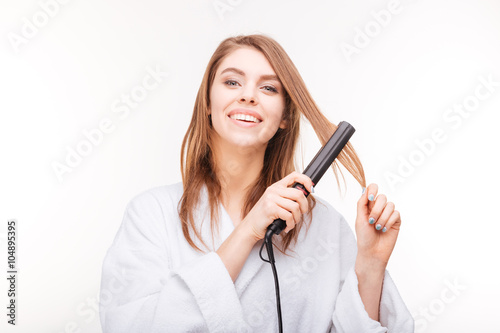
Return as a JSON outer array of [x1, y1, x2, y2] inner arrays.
[[331, 214, 414, 333], [99, 190, 248, 332]]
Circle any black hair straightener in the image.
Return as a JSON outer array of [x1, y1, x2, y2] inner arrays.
[[260, 121, 356, 333]]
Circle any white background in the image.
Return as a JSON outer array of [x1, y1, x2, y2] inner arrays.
[[1, 0, 499, 332]]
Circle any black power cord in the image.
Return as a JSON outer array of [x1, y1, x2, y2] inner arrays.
[[259, 229, 283, 333]]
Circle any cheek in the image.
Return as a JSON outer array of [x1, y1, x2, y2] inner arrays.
[[266, 99, 286, 124], [210, 86, 233, 112], [256, 102, 285, 141]]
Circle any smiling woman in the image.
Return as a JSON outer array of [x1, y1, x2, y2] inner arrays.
[[99, 34, 414, 332], [208, 48, 289, 229]]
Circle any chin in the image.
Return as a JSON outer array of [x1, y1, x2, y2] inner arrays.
[[230, 136, 266, 152]]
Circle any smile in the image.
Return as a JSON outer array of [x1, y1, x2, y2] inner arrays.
[[228, 114, 262, 123]]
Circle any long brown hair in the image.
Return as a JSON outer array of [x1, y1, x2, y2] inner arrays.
[[179, 34, 366, 253]]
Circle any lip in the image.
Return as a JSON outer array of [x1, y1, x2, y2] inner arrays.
[[227, 108, 263, 128], [227, 108, 263, 122], [228, 117, 260, 128]]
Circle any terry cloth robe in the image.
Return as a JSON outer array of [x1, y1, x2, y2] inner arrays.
[[99, 182, 414, 332]]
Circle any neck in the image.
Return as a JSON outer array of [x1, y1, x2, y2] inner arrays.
[[212, 135, 266, 207]]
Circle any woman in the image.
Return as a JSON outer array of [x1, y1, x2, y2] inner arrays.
[[99, 34, 414, 332]]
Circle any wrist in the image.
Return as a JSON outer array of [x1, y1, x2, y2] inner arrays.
[[216, 220, 259, 282], [355, 254, 385, 322], [235, 221, 260, 246], [355, 254, 387, 279]]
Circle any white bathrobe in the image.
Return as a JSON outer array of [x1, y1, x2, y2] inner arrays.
[[99, 182, 414, 332]]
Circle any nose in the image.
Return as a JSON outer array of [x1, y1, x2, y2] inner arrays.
[[239, 95, 256, 104], [238, 85, 257, 104]]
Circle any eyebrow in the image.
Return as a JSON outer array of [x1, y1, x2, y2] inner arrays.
[[220, 67, 280, 82]]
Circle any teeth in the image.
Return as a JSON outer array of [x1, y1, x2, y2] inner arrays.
[[230, 114, 261, 123]]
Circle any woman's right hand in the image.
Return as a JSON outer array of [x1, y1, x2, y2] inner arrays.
[[241, 171, 313, 241]]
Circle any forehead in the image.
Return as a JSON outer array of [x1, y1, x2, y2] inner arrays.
[[216, 47, 276, 76]]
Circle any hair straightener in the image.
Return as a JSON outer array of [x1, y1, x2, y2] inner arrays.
[[259, 121, 356, 333]]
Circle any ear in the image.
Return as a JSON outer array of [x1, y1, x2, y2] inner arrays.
[[279, 106, 289, 129], [279, 118, 287, 129]]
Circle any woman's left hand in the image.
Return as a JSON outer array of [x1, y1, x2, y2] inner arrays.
[[355, 183, 401, 266]]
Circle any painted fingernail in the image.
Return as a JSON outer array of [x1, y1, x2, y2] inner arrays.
[[375, 224, 382, 230], [362, 187, 366, 194], [368, 194, 374, 201], [382, 227, 387, 232], [369, 217, 375, 224]]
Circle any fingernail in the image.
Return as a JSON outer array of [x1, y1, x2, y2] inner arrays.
[[368, 217, 375, 224], [311, 185, 315, 193], [382, 227, 387, 232], [368, 194, 374, 201], [375, 224, 382, 230], [362, 187, 366, 194]]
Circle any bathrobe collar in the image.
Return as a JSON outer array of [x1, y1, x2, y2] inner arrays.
[[194, 183, 267, 297]]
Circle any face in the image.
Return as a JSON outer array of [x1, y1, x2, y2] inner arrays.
[[208, 47, 286, 153]]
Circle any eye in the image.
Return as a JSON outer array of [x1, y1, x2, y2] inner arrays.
[[262, 85, 278, 93], [224, 79, 240, 87]]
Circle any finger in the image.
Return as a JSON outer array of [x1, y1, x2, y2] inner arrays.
[[281, 171, 314, 194], [357, 183, 379, 213], [274, 193, 302, 227], [367, 183, 379, 210], [277, 186, 309, 214], [357, 188, 369, 212], [383, 210, 401, 232], [367, 194, 387, 230], [275, 206, 295, 233], [374, 201, 395, 232]]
